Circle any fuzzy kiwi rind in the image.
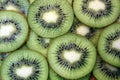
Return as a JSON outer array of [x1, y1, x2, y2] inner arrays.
[[28, 0, 74, 38], [48, 33, 96, 79], [0, 11, 28, 52], [98, 23, 120, 67], [0, 50, 48, 80], [0, 0, 30, 15], [27, 31, 51, 57], [93, 57, 120, 80], [73, 0, 120, 28]]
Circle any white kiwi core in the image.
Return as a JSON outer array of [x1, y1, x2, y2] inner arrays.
[[16, 66, 33, 78], [112, 38, 120, 50], [88, 0, 106, 11], [0, 24, 16, 38], [42, 10, 59, 23], [76, 25, 90, 36], [5, 5, 19, 11], [44, 38, 50, 43], [63, 50, 82, 63], [105, 64, 117, 71]]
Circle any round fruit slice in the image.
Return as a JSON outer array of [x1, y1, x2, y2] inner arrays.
[[0, 0, 29, 15], [0, 11, 28, 52], [27, 31, 51, 57], [93, 57, 120, 80], [98, 23, 120, 67], [48, 33, 96, 79], [1, 50, 48, 80], [73, 0, 120, 28], [28, 0, 74, 38]]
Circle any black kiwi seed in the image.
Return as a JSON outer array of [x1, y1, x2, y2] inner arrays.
[[48, 33, 96, 79], [1, 50, 48, 80], [73, 0, 120, 28], [28, 0, 74, 38]]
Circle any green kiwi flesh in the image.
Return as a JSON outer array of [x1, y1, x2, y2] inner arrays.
[[0, 0, 30, 15], [0, 11, 28, 52], [48, 33, 96, 79], [73, 0, 120, 28], [28, 0, 74, 38], [49, 68, 91, 80], [27, 31, 51, 57], [98, 23, 120, 67], [1, 50, 48, 80], [93, 57, 120, 80], [70, 18, 102, 46]]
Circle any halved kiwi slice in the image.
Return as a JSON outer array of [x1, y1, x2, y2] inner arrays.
[[28, 0, 74, 38], [49, 68, 91, 80], [1, 50, 48, 80], [73, 0, 120, 28], [98, 23, 120, 67], [48, 33, 96, 79], [27, 31, 51, 57], [93, 57, 120, 80], [0, 0, 30, 15], [70, 18, 102, 46], [0, 11, 28, 52]]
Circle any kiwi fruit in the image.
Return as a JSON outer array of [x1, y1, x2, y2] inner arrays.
[[49, 68, 91, 80], [98, 23, 120, 67], [27, 31, 51, 57], [70, 18, 102, 46], [93, 57, 120, 80], [73, 0, 120, 28], [28, 0, 74, 38], [1, 50, 48, 80], [0, 0, 30, 15], [48, 33, 96, 79], [0, 11, 28, 52]]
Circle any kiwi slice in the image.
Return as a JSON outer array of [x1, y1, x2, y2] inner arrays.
[[0, 0, 30, 15], [1, 50, 48, 80], [73, 0, 120, 28], [70, 18, 102, 46], [0, 53, 8, 67], [27, 31, 51, 57], [48, 33, 96, 79], [49, 68, 91, 80], [98, 23, 120, 67], [0, 11, 28, 52], [28, 0, 74, 38], [93, 57, 120, 80]]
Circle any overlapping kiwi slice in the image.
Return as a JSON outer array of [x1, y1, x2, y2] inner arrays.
[[27, 31, 51, 57], [70, 18, 102, 46], [0, 0, 30, 15], [93, 57, 120, 80], [49, 68, 91, 80], [98, 23, 120, 67], [48, 33, 96, 79], [1, 50, 48, 80], [28, 0, 74, 38], [0, 11, 28, 52], [73, 0, 120, 28]]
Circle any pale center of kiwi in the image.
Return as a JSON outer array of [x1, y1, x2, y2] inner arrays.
[[112, 38, 120, 50], [0, 24, 16, 38], [76, 25, 90, 36], [44, 38, 50, 43], [88, 0, 106, 11], [105, 64, 117, 71], [16, 66, 33, 78], [42, 10, 59, 23], [63, 50, 81, 63], [5, 4, 19, 11]]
